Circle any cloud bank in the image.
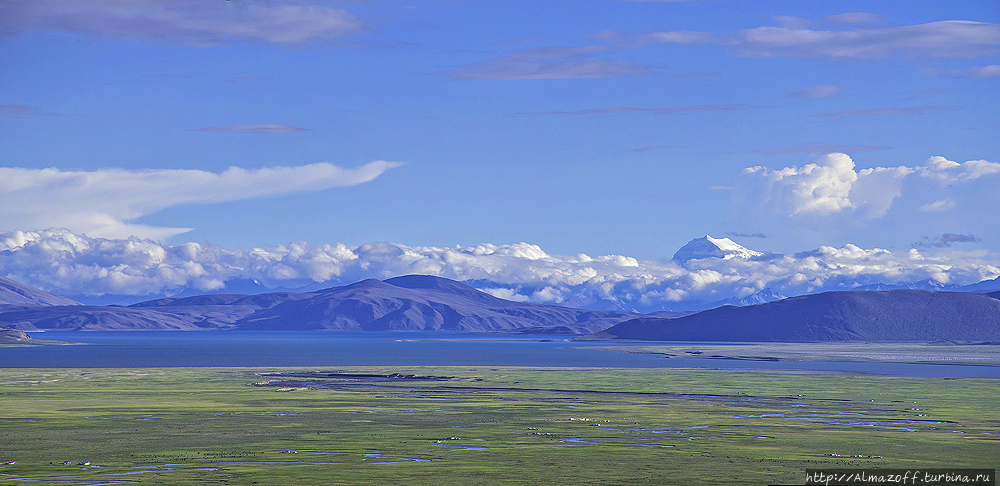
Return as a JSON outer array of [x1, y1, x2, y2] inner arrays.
[[1, 229, 997, 312], [0, 161, 402, 241]]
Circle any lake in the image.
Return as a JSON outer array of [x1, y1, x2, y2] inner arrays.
[[3, 331, 999, 378]]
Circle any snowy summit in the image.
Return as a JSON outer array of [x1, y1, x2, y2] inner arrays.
[[672, 236, 763, 262]]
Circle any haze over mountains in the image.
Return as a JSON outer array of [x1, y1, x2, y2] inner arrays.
[[3, 230, 1000, 313]]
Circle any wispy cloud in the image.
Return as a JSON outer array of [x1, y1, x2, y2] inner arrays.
[[824, 12, 886, 26], [918, 199, 956, 212], [751, 144, 892, 155], [814, 106, 948, 117], [513, 103, 749, 116], [644, 20, 1000, 61], [439, 45, 655, 80], [915, 233, 981, 248], [671, 70, 722, 78], [623, 145, 676, 153], [0, 0, 369, 46], [0, 104, 66, 117], [920, 64, 1000, 78], [0, 161, 402, 241], [787, 84, 843, 99], [726, 231, 767, 238], [194, 124, 308, 134], [227, 74, 268, 83]]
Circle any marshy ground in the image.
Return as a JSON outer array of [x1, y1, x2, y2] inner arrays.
[[0, 366, 996, 485]]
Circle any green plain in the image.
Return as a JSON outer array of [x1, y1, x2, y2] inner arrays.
[[0, 367, 997, 485]]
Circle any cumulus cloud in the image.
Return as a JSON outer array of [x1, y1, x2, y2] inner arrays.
[[194, 124, 308, 134], [0, 0, 368, 46], [736, 153, 999, 222], [0, 161, 402, 240], [919, 156, 1000, 182], [738, 153, 862, 216], [1, 229, 998, 312]]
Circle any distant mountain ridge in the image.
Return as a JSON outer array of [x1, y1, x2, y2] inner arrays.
[[0, 275, 639, 334], [588, 290, 1000, 342], [0, 276, 80, 306]]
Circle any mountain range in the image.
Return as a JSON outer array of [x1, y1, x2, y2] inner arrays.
[[0, 275, 638, 334], [3, 272, 1000, 341]]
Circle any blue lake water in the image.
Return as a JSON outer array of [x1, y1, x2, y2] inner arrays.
[[2, 331, 998, 378]]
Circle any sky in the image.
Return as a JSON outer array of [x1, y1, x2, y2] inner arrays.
[[1, 0, 998, 308]]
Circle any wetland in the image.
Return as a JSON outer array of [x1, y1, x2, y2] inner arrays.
[[0, 366, 997, 485]]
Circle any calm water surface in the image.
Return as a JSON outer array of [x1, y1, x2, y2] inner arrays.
[[2, 331, 998, 378]]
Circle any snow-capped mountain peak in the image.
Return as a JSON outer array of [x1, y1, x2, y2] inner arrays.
[[672, 236, 763, 262]]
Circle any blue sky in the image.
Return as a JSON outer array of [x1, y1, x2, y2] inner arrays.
[[1, 1, 998, 306]]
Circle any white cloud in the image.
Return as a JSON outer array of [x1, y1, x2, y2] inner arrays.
[[0, 0, 368, 46], [2, 229, 998, 312], [736, 153, 998, 221], [918, 199, 956, 212], [919, 156, 1000, 182], [738, 153, 860, 216], [0, 161, 402, 240]]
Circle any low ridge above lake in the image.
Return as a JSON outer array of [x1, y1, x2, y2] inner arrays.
[[586, 290, 1000, 342]]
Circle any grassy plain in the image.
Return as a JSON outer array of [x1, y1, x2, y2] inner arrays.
[[569, 342, 1000, 366], [0, 367, 997, 485]]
